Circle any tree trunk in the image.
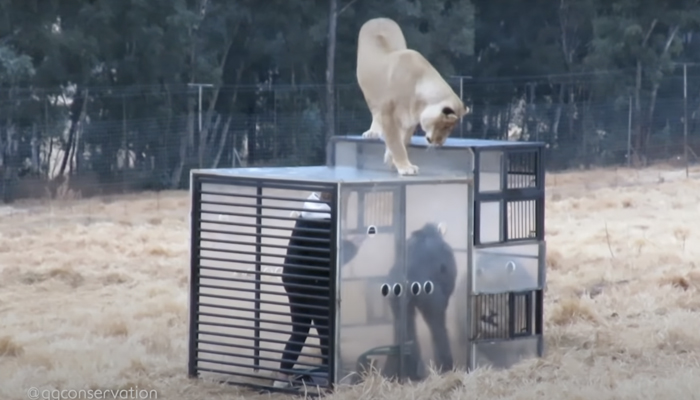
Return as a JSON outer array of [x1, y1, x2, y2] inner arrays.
[[551, 83, 565, 144], [212, 115, 232, 168], [643, 26, 678, 158], [58, 89, 87, 178]]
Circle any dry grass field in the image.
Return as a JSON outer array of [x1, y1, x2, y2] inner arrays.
[[1, 163, 700, 400]]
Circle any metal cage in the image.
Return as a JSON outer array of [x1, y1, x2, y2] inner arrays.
[[188, 165, 473, 395], [326, 135, 547, 372]]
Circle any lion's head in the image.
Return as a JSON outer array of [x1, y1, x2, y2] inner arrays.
[[420, 103, 468, 146]]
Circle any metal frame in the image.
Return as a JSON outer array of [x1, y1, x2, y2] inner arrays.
[[188, 171, 340, 395], [473, 146, 545, 246], [325, 135, 548, 373], [468, 145, 546, 371]]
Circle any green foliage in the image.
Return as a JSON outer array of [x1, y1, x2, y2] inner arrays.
[[0, 0, 699, 202]]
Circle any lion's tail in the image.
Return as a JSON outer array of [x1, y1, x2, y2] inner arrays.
[[357, 18, 407, 56]]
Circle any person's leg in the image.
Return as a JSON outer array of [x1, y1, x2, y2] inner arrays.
[[309, 302, 330, 368], [274, 297, 312, 387]]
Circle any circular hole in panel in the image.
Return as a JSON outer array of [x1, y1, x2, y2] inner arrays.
[[423, 281, 434, 295], [506, 261, 517, 273], [411, 282, 422, 295], [392, 283, 403, 297], [380, 283, 390, 297], [367, 225, 377, 237]]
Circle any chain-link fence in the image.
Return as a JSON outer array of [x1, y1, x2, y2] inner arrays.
[[0, 72, 698, 203]]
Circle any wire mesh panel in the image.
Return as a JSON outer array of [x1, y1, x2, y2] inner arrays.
[[189, 173, 338, 395], [470, 292, 536, 340], [506, 199, 537, 240], [474, 145, 545, 245], [506, 150, 540, 189]]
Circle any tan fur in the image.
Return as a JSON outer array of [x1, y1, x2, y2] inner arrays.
[[356, 17, 469, 176]]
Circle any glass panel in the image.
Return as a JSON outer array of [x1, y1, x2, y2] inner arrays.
[[333, 141, 358, 168], [479, 201, 502, 244], [479, 151, 502, 192], [403, 182, 470, 379], [472, 243, 541, 293], [337, 186, 400, 384]]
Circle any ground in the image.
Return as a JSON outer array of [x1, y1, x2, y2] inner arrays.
[[1, 164, 700, 400]]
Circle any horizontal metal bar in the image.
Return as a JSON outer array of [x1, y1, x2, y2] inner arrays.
[[198, 310, 322, 331], [199, 206, 316, 223], [476, 190, 543, 201], [197, 319, 326, 339], [200, 227, 329, 244], [200, 273, 330, 292], [199, 302, 328, 322], [195, 176, 336, 193], [199, 195, 329, 210], [200, 189, 332, 204], [199, 216, 330, 234], [199, 266, 330, 283], [199, 283, 287, 299], [199, 255, 331, 275], [199, 283, 330, 302], [197, 346, 326, 370], [199, 245, 331, 263], [194, 369, 318, 396], [195, 361, 314, 383], [193, 365, 329, 391], [200, 236, 331, 253], [201, 231, 331, 246], [199, 217, 297, 232], [198, 292, 328, 311], [200, 256, 328, 273], [197, 328, 325, 350]]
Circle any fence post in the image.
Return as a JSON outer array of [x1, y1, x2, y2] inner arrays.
[[684, 63, 689, 178], [627, 96, 632, 167]]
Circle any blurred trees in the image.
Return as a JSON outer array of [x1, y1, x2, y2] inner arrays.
[[0, 0, 699, 202]]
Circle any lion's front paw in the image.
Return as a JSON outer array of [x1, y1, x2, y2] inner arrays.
[[362, 129, 383, 139], [395, 163, 419, 176]]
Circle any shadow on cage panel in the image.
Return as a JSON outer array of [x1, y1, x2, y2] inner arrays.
[[272, 191, 364, 389], [383, 222, 458, 381]]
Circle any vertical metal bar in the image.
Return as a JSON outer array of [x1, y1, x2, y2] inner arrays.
[[501, 152, 508, 242], [326, 136, 336, 167], [525, 292, 534, 335], [535, 289, 544, 357], [397, 184, 407, 382], [465, 155, 475, 371], [253, 185, 263, 370], [188, 173, 201, 378], [329, 183, 340, 389], [198, 86, 203, 133], [537, 148, 546, 241], [473, 150, 481, 246]]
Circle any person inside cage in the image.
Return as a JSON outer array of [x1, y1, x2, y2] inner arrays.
[[273, 191, 363, 388]]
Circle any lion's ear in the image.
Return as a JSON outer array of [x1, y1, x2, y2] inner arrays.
[[442, 107, 459, 122]]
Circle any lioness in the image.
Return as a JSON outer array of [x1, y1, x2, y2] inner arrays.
[[356, 17, 468, 176]]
